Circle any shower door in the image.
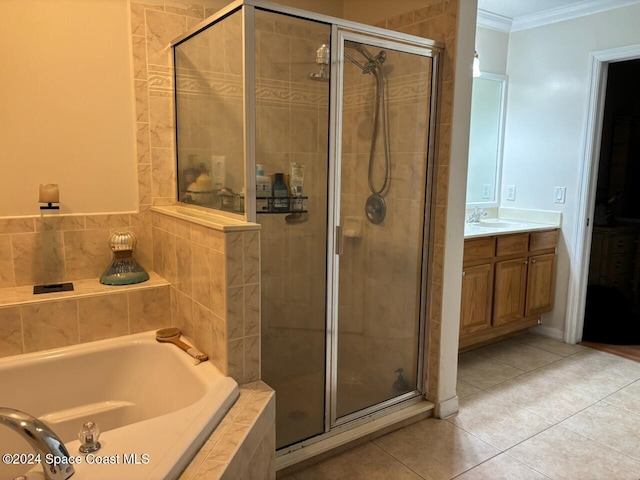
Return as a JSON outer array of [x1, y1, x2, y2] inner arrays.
[[330, 30, 437, 425]]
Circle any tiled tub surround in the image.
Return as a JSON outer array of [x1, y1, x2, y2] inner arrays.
[[151, 206, 261, 384], [0, 272, 170, 358], [180, 381, 276, 480]]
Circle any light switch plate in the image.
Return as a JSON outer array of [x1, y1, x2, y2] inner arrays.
[[554, 186, 566, 204], [506, 185, 516, 201], [482, 184, 491, 199]]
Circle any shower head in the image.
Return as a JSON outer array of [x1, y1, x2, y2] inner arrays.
[[356, 45, 376, 63], [347, 44, 388, 76]]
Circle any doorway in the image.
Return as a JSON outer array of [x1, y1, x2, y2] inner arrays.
[[567, 45, 640, 344], [583, 59, 640, 344]]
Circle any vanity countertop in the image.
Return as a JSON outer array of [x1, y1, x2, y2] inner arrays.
[[463, 208, 562, 239], [464, 218, 559, 238]]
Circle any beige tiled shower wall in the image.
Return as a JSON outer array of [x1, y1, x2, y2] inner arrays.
[[151, 209, 261, 384], [375, 0, 458, 402]]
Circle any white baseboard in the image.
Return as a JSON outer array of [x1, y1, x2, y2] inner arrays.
[[436, 395, 459, 419]]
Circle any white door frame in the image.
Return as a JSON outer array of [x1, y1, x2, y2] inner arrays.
[[565, 44, 640, 344]]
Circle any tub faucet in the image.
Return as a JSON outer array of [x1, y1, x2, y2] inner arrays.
[[466, 207, 488, 223], [0, 408, 75, 480]]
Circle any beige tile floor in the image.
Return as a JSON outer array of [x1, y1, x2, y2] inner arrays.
[[282, 332, 640, 479]]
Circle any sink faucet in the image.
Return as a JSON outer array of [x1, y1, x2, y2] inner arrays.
[[0, 408, 75, 480], [466, 207, 488, 223]]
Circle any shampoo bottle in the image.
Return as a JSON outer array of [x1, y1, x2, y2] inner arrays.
[[272, 173, 289, 212]]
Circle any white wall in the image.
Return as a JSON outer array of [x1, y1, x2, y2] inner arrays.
[[0, 0, 137, 216], [501, 3, 640, 337], [476, 26, 509, 75], [439, 0, 477, 415]]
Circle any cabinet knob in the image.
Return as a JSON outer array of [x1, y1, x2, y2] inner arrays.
[[462, 271, 466, 277], [531, 259, 537, 264], [524, 260, 529, 265]]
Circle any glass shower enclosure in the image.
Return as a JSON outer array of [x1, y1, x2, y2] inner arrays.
[[172, 0, 442, 451]]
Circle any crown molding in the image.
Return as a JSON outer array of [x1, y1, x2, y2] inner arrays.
[[477, 9, 512, 32], [511, 0, 640, 32]]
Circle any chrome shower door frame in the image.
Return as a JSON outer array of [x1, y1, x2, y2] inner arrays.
[[326, 27, 441, 430]]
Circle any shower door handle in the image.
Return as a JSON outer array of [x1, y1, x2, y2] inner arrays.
[[335, 225, 344, 255]]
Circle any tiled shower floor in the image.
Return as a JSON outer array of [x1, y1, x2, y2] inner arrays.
[[282, 332, 640, 479]]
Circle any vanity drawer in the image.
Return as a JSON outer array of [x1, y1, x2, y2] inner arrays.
[[603, 252, 635, 275], [605, 233, 637, 255], [496, 233, 529, 257], [464, 237, 495, 262], [530, 230, 558, 252]]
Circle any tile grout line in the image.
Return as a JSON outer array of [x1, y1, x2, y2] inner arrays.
[[455, 346, 640, 477], [368, 439, 429, 480]]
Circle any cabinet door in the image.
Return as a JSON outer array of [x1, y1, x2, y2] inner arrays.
[[525, 253, 556, 317], [493, 258, 527, 326], [460, 263, 493, 335]]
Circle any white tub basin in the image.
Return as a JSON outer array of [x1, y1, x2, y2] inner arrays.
[[0, 331, 238, 479]]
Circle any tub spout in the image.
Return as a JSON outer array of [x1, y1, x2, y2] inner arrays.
[[0, 407, 74, 480]]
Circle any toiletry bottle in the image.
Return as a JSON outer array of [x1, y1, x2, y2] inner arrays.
[[290, 162, 305, 211], [272, 173, 289, 212], [256, 165, 271, 212]]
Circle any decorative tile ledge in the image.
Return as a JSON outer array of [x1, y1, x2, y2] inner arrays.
[[0, 271, 168, 308], [152, 206, 261, 232], [0, 272, 171, 358]]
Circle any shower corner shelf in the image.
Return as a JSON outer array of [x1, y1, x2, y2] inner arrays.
[[257, 196, 308, 215]]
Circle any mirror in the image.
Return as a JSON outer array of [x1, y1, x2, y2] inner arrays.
[[466, 73, 507, 206]]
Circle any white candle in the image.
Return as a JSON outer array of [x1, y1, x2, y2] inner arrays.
[[39, 184, 60, 203]]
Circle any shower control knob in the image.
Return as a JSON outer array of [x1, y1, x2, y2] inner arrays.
[[78, 421, 102, 453]]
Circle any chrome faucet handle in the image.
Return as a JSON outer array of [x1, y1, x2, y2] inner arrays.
[[78, 421, 101, 453], [466, 207, 479, 223], [466, 207, 488, 223]]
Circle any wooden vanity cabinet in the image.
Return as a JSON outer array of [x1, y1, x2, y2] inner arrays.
[[525, 252, 557, 317], [460, 229, 558, 350], [460, 237, 495, 336], [493, 257, 528, 326]]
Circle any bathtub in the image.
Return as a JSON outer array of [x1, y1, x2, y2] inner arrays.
[[0, 331, 238, 479]]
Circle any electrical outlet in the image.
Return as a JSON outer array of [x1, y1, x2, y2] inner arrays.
[[554, 186, 566, 204], [506, 185, 516, 201], [482, 184, 491, 199]]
